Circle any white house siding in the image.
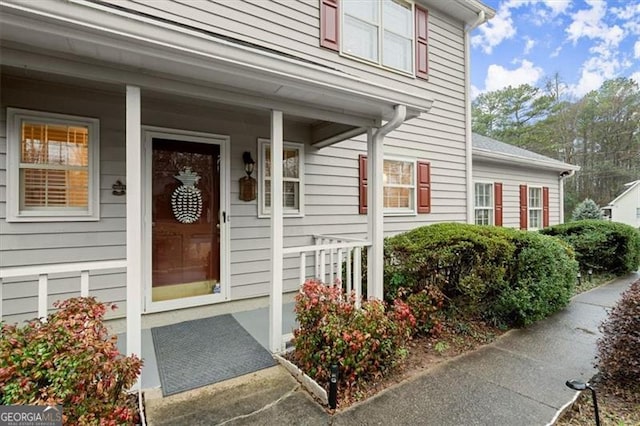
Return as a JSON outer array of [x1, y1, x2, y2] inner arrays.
[[0, 76, 128, 323], [1, 1, 471, 322], [96, 0, 470, 233], [473, 160, 562, 228], [609, 184, 640, 228]]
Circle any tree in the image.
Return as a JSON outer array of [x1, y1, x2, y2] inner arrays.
[[571, 199, 603, 221]]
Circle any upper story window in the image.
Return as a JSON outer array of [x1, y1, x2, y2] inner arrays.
[[320, 0, 429, 79], [383, 157, 416, 214], [474, 182, 494, 225], [6, 108, 100, 222], [258, 138, 305, 217], [528, 186, 543, 230], [343, 0, 413, 73]]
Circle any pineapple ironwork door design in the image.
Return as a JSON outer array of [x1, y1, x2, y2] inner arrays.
[[151, 138, 220, 302]]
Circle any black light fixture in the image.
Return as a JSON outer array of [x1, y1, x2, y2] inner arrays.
[[588, 268, 593, 283], [577, 271, 582, 286], [565, 379, 600, 426], [242, 151, 255, 177]]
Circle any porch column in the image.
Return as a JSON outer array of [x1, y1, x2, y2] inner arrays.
[[367, 128, 384, 300], [269, 110, 284, 353], [125, 85, 142, 370]]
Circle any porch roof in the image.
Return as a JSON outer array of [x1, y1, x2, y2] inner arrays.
[[0, 0, 434, 145]]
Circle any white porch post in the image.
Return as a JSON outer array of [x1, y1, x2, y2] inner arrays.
[[269, 110, 284, 353], [126, 85, 142, 369], [367, 128, 384, 300]]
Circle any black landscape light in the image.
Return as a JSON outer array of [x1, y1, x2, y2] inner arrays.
[[588, 268, 593, 282], [577, 271, 582, 286], [565, 379, 600, 426], [329, 364, 338, 410]]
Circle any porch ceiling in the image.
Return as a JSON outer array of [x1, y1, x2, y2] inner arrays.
[[0, 0, 434, 145]]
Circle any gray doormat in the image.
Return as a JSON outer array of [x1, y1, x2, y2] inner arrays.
[[151, 314, 276, 396]]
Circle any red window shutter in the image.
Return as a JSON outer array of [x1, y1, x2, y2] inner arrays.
[[519, 184, 528, 230], [417, 161, 431, 213], [494, 183, 503, 227], [415, 5, 429, 79], [359, 154, 367, 214], [543, 186, 550, 227], [320, 0, 339, 51]]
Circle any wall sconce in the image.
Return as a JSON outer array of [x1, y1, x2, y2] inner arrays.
[[239, 151, 257, 202], [243, 151, 255, 177], [112, 179, 126, 196]]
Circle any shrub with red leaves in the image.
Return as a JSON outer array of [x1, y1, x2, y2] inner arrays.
[[596, 280, 640, 392], [292, 279, 415, 394], [0, 297, 142, 425]]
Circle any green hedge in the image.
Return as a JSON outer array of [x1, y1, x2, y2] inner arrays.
[[540, 220, 640, 275], [383, 223, 578, 326]]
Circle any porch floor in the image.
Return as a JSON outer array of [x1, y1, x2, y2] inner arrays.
[[117, 303, 297, 393]]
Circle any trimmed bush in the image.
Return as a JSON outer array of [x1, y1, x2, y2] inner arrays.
[[496, 231, 577, 326], [400, 285, 445, 336], [596, 279, 640, 392], [571, 198, 603, 221], [0, 297, 142, 425], [540, 220, 640, 275], [292, 279, 414, 394], [384, 223, 578, 326]]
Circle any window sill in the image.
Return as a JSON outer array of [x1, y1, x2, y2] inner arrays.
[[383, 211, 417, 217], [258, 213, 305, 219], [339, 51, 415, 80], [6, 214, 100, 223]]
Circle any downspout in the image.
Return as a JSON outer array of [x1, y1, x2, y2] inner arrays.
[[464, 10, 486, 223], [559, 169, 576, 223], [368, 104, 407, 300]]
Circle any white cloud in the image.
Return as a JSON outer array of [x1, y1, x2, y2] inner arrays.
[[542, 0, 572, 16], [523, 37, 536, 55], [470, 84, 481, 100], [635, 40, 640, 58], [472, 7, 516, 54], [611, 3, 640, 20], [484, 60, 544, 92], [630, 71, 640, 85], [550, 45, 563, 58], [566, 1, 609, 44], [569, 69, 605, 97]]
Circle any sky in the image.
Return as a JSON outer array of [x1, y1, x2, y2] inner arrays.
[[470, 0, 640, 100]]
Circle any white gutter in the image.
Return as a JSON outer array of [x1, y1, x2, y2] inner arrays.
[[369, 105, 407, 300], [558, 169, 577, 223], [464, 10, 486, 224]]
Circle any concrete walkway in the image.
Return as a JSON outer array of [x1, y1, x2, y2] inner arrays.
[[144, 273, 637, 426]]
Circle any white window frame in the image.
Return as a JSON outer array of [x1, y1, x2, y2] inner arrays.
[[528, 186, 543, 230], [6, 108, 100, 222], [474, 181, 494, 226], [383, 155, 416, 216], [340, 0, 415, 77], [258, 138, 305, 218]]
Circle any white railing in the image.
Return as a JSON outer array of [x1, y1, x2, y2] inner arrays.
[[0, 260, 127, 321], [283, 235, 370, 302], [280, 235, 370, 348]]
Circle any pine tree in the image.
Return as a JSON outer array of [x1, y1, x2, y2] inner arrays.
[[571, 198, 603, 221]]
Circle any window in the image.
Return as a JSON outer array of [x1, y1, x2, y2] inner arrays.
[[342, 0, 414, 74], [528, 187, 542, 229], [258, 138, 304, 217], [359, 155, 430, 215], [6, 108, 100, 222], [383, 157, 415, 214], [474, 183, 493, 225]]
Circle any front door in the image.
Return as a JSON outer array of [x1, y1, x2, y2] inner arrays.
[[144, 128, 229, 311]]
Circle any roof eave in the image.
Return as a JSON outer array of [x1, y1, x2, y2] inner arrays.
[[473, 148, 581, 173]]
